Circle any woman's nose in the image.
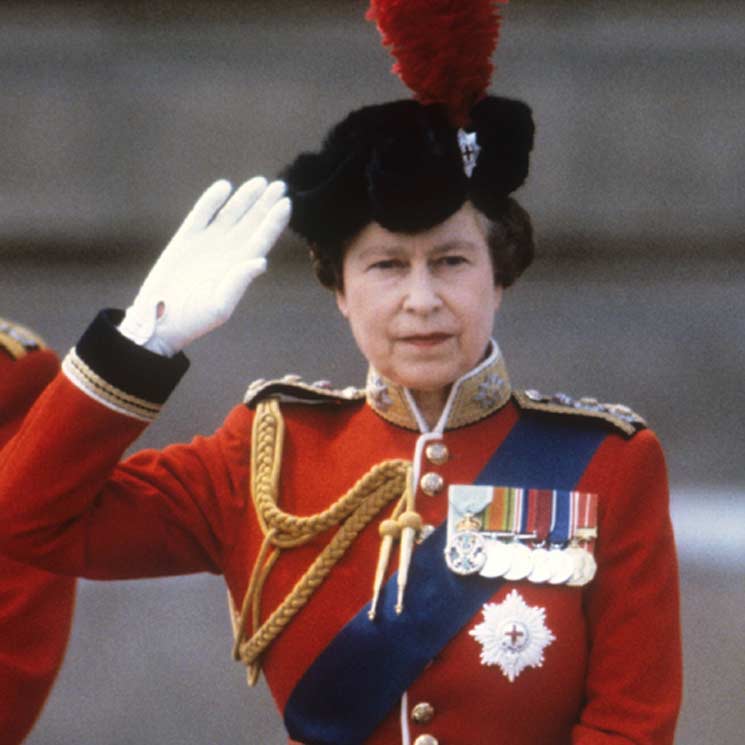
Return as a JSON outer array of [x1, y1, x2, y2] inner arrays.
[[402, 266, 443, 314]]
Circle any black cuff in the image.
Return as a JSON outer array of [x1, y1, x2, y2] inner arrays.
[[75, 309, 190, 405]]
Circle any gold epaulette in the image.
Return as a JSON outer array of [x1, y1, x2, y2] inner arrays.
[[0, 317, 47, 360], [513, 388, 646, 437], [243, 374, 365, 408]]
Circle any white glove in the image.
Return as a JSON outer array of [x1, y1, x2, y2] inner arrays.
[[119, 177, 290, 356]]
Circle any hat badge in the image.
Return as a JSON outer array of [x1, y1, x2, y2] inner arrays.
[[457, 129, 481, 178]]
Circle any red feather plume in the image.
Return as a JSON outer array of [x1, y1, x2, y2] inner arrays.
[[366, 0, 507, 127]]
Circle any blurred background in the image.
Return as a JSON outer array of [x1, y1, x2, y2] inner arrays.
[[1, 1, 743, 743]]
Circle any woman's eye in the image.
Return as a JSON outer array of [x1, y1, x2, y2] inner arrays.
[[436, 255, 467, 267], [369, 259, 403, 271]]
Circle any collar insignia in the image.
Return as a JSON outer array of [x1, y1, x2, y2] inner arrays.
[[367, 375, 393, 412], [366, 340, 511, 432], [474, 372, 509, 409]]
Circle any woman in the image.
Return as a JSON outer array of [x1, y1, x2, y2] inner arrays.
[[0, 113, 680, 745], [0, 5, 681, 743]]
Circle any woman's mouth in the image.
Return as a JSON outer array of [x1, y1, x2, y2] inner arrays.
[[399, 333, 452, 348]]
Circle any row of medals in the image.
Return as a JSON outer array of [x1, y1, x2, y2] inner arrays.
[[444, 516, 597, 586]]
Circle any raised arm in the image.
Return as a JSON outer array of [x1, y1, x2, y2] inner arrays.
[[0, 180, 290, 580]]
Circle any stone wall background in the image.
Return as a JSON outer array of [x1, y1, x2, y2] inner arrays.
[[1, 2, 742, 743]]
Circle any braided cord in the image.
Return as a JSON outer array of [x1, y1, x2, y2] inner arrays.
[[231, 398, 409, 683]]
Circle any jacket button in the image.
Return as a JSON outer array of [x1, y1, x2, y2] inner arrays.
[[420, 472, 444, 496], [425, 442, 449, 465], [411, 701, 435, 724], [413, 735, 438, 745]]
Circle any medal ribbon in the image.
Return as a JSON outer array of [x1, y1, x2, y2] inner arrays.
[[531, 490, 554, 544], [547, 490, 574, 545], [572, 491, 598, 547], [483, 486, 522, 532], [284, 416, 607, 745]]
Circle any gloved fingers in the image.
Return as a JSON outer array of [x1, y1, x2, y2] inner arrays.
[[233, 180, 287, 245], [236, 196, 291, 262], [210, 176, 268, 229], [173, 179, 233, 239], [212, 257, 269, 320], [119, 302, 159, 346]]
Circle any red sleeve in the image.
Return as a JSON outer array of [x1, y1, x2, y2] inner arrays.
[[0, 371, 252, 580], [0, 345, 76, 745], [573, 429, 682, 744], [0, 309, 255, 579]]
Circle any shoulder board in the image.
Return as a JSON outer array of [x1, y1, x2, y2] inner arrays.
[[0, 317, 47, 360], [513, 388, 646, 437], [244, 374, 365, 408]]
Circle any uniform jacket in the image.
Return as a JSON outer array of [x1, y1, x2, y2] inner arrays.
[[0, 310, 681, 745], [0, 319, 76, 745]]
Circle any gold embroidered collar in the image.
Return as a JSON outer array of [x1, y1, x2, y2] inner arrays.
[[365, 340, 511, 432]]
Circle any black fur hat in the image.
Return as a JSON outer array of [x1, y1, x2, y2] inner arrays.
[[281, 95, 534, 249]]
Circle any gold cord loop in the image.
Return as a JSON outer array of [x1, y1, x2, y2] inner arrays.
[[230, 398, 410, 683]]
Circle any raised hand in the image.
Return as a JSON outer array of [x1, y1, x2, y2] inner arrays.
[[119, 177, 291, 356]]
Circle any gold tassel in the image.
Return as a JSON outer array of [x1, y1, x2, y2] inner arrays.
[[395, 510, 423, 614], [394, 464, 420, 615], [368, 518, 401, 619]]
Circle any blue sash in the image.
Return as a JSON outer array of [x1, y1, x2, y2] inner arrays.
[[284, 414, 607, 745]]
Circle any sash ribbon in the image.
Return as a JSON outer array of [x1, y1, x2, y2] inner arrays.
[[285, 415, 607, 745]]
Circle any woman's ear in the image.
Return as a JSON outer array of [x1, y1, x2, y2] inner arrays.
[[335, 289, 349, 319]]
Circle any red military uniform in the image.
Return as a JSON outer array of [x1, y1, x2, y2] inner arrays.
[[0, 310, 681, 745], [0, 318, 76, 745]]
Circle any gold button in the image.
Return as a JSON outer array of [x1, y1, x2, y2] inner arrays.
[[420, 472, 444, 496], [425, 442, 449, 465], [413, 735, 438, 745], [411, 701, 435, 724]]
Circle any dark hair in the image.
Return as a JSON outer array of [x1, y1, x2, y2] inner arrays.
[[483, 197, 535, 289], [309, 196, 534, 291]]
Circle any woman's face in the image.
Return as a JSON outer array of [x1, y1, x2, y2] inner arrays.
[[336, 202, 502, 399]]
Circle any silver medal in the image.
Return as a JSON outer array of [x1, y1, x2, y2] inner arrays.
[[481, 539, 512, 578], [565, 545, 589, 586], [547, 547, 575, 585], [444, 530, 487, 575], [504, 541, 533, 581], [527, 546, 553, 583], [582, 550, 597, 583], [566, 544, 598, 587]]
